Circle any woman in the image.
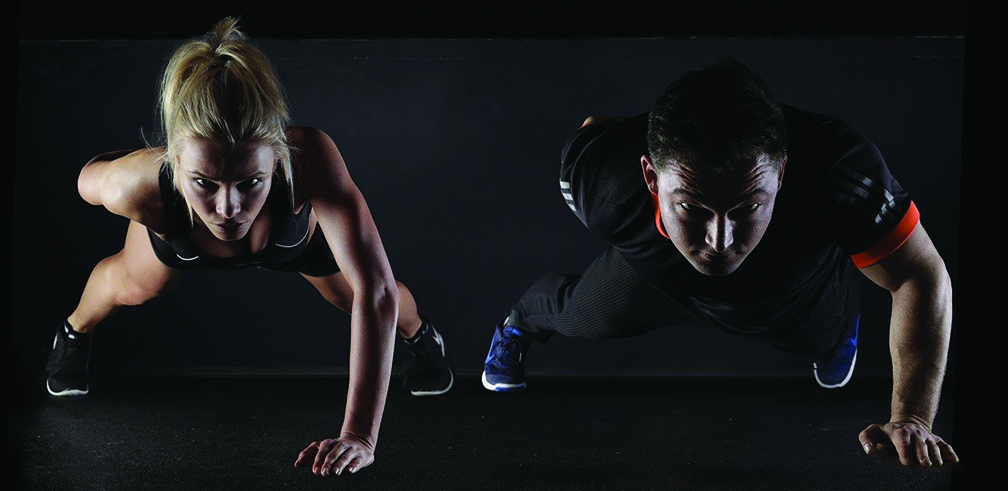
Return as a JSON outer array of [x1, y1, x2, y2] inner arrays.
[[42, 17, 453, 476]]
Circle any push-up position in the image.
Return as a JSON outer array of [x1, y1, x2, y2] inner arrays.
[[483, 59, 957, 468], [43, 18, 453, 477]]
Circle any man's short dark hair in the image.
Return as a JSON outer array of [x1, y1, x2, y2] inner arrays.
[[647, 58, 787, 176]]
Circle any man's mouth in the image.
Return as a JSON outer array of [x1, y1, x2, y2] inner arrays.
[[702, 252, 732, 262]]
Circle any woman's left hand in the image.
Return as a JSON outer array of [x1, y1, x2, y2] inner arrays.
[[294, 434, 375, 476]]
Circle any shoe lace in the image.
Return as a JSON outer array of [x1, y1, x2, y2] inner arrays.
[[407, 332, 443, 375], [48, 329, 88, 375], [491, 330, 524, 366]]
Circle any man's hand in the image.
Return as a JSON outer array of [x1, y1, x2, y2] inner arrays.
[[859, 421, 958, 467], [294, 434, 375, 476]]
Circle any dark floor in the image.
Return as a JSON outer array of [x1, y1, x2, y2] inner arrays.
[[10, 372, 964, 491]]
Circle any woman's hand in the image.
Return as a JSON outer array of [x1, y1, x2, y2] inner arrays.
[[294, 433, 375, 476]]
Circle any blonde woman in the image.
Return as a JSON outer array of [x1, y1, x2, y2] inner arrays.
[[43, 17, 453, 476]]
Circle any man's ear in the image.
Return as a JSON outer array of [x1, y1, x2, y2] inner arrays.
[[777, 155, 787, 189], [642, 155, 660, 195]]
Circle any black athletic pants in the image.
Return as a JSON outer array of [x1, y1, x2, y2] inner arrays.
[[508, 246, 858, 359]]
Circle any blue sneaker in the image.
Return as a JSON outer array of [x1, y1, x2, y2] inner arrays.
[[482, 321, 532, 392], [813, 316, 858, 389]]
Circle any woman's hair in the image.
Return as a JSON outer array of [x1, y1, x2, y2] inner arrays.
[[156, 17, 294, 212], [646, 58, 787, 177]]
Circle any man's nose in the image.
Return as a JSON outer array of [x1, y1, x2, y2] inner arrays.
[[706, 214, 733, 253]]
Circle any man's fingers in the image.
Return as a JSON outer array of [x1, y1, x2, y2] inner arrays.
[[859, 424, 889, 455], [888, 426, 922, 467], [927, 439, 942, 466], [938, 440, 959, 464]]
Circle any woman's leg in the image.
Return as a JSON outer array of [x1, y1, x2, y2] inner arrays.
[[301, 273, 453, 396], [47, 220, 182, 396], [300, 273, 423, 338], [67, 220, 183, 333]]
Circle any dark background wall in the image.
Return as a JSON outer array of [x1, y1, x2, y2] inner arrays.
[[14, 5, 965, 392]]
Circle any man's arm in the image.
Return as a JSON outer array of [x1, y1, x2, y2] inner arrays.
[[857, 222, 958, 466]]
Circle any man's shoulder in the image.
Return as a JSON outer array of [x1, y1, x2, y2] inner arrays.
[[781, 103, 872, 151], [561, 113, 650, 204]]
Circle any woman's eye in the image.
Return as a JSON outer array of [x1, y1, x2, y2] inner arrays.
[[193, 178, 216, 190], [238, 178, 262, 191]]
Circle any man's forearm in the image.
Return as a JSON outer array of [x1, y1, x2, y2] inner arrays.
[[888, 269, 952, 428]]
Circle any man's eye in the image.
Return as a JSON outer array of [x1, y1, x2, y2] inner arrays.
[[729, 203, 761, 218], [678, 203, 707, 214]]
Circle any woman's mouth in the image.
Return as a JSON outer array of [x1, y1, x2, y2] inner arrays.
[[216, 221, 243, 234]]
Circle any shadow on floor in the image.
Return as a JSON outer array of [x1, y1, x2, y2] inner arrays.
[[11, 373, 963, 490]]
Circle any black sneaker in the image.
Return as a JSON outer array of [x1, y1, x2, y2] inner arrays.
[[45, 321, 92, 396], [402, 320, 453, 396]]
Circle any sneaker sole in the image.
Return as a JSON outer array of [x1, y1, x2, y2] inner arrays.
[[46, 378, 88, 397], [410, 370, 454, 397], [406, 325, 453, 397], [481, 370, 526, 392], [814, 350, 857, 389]]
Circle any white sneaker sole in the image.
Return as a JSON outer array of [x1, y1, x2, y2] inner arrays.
[[481, 371, 526, 392], [410, 370, 454, 397], [814, 351, 857, 389], [46, 379, 89, 397]]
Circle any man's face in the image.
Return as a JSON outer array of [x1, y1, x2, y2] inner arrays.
[[643, 154, 784, 276]]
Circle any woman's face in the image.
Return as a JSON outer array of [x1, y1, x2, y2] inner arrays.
[[176, 136, 277, 242]]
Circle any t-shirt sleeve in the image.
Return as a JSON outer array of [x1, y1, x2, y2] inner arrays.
[[558, 114, 653, 245], [818, 122, 918, 267]]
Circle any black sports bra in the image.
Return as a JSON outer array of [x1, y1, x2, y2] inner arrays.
[[147, 164, 314, 270]]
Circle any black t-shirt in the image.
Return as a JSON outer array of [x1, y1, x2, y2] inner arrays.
[[559, 104, 917, 334]]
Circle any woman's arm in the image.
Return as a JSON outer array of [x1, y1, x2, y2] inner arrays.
[[77, 148, 167, 233], [291, 127, 399, 475]]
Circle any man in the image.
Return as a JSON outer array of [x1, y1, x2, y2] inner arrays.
[[482, 59, 957, 467]]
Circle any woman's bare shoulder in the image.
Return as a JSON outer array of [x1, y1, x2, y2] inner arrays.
[[286, 127, 347, 175], [79, 147, 168, 231], [286, 126, 336, 152]]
